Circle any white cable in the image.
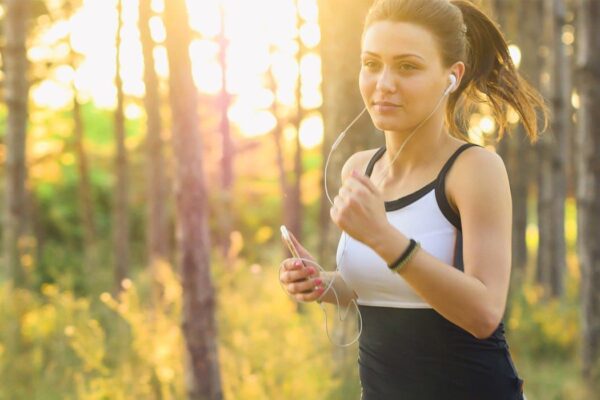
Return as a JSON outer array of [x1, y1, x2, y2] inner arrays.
[[281, 83, 451, 347]]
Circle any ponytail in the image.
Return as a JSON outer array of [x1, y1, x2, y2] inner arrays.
[[449, 0, 549, 143]]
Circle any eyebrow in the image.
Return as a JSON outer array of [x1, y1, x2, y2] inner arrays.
[[361, 51, 424, 61]]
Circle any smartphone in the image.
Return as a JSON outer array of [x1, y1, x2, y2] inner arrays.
[[281, 225, 311, 293], [280, 225, 301, 259]]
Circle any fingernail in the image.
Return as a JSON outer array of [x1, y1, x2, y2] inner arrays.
[[307, 267, 315, 274], [315, 279, 322, 285], [295, 261, 301, 267]]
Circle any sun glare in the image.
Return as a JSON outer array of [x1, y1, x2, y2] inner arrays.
[[299, 114, 324, 148], [30, 0, 321, 142]]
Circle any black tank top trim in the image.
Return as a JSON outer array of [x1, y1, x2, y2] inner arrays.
[[434, 142, 480, 231], [364, 147, 437, 211], [364, 142, 480, 217]]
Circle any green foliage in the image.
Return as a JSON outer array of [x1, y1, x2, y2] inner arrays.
[[213, 243, 343, 399], [0, 239, 350, 399], [0, 261, 185, 400], [508, 278, 580, 360]]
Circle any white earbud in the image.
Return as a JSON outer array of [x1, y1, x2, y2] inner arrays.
[[444, 74, 457, 96]]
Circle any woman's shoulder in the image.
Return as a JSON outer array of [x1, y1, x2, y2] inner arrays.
[[446, 143, 510, 214], [340, 147, 382, 181], [451, 143, 506, 174]]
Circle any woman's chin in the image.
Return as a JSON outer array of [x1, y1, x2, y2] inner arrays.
[[372, 119, 407, 132]]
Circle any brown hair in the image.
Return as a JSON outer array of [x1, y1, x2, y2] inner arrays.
[[363, 0, 549, 143]]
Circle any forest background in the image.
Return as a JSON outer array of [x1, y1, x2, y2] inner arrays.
[[1, 0, 599, 399]]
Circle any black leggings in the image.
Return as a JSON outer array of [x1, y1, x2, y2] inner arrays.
[[357, 305, 525, 400]]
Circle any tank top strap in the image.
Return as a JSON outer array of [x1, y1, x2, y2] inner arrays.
[[435, 142, 481, 230], [364, 146, 386, 177]]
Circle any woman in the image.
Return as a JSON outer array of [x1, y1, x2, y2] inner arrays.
[[279, 0, 547, 398]]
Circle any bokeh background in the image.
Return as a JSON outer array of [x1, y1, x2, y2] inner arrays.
[[1, 0, 599, 399]]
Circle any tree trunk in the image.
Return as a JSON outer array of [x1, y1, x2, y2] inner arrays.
[[72, 82, 97, 274], [291, 0, 305, 246], [492, 0, 530, 281], [267, 58, 290, 230], [163, 0, 223, 398], [113, 0, 129, 292], [139, 0, 168, 269], [575, 0, 600, 387], [536, 0, 568, 299], [3, 0, 30, 286], [217, 3, 234, 258]]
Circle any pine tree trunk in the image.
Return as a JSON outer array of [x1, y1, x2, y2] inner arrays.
[[73, 85, 97, 273], [536, 0, 567, 299], [113, 0, 129, 292], [493, 0, 530, 277], [164, 0, 223, 398], [291, 0, 305, 247], [139, 0, 168, 267], [3, 0, 30, 286], [575, 0, 600, 387], [267, 59, 290, 230], [217, 3, 234, 259]]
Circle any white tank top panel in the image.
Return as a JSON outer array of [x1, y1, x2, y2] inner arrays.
[[337, 143, 479, 309]]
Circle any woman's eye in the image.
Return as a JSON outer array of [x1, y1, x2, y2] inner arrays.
[[396, 64, 416, 71]]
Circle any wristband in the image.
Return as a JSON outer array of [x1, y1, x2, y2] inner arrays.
[[387, 238, 420, 273]]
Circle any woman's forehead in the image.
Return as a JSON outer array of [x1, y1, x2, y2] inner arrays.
[[361, 21, 440, 63]]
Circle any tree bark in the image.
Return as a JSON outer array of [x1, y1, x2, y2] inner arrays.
[[164, 0, 223, 398], [492, 0, 530, 279], [575, 0, 600, 387], [113, 0, 129, 292], [217, 3, 234, 258], [291, 0, 305, 247], [3, 0, 30, 286], [536, 0, 568, 299], [139, 0, 168, 268], [72, 81, 97, 273]]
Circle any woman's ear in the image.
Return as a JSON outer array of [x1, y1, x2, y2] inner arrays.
[[450, 61, 466, 90]]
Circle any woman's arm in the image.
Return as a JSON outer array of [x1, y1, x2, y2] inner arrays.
[[369, 148, 512, 340]]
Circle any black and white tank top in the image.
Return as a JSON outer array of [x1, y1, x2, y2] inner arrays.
[[337, 142, 480, 308]]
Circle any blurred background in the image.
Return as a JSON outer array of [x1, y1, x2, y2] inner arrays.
[[0, 0, 599, 399]]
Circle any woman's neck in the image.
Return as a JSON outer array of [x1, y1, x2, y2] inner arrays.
[[380, 115, 454, 181]]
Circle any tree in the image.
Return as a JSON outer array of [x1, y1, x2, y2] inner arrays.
[[289, 0, 306, 246], [163, 0, 223, 398], [492, 0, 532, 278], [64, 0, 98, 278], [535, 0, 568, 299], [3, 0, 31, 286], [216, 3, 234, 258], [139, 0, 168, 269], [113, 0, 129, 292], [575, 0, 600, 387]]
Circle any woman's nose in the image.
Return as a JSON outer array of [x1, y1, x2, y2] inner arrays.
[[376, 67, 396, 93]]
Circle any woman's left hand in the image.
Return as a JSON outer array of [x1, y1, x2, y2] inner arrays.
[[330, 169, 390, 247]]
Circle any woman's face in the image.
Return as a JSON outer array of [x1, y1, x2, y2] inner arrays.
[[359, 21, 453, 133]]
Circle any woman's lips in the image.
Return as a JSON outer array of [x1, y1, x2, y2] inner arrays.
[[373, 101, 401, 113]]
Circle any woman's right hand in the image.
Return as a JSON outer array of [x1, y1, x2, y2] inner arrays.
[[279, 230, 326, 302]]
